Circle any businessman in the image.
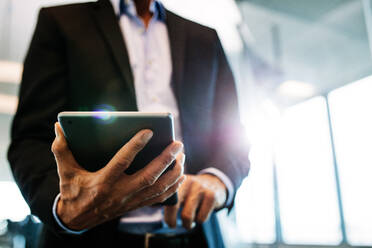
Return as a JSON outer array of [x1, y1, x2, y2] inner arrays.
[[8, 0, 250, 247]]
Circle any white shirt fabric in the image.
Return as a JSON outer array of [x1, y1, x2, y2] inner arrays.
[[116, 0, 183, 141]]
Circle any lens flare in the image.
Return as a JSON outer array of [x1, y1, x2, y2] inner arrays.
[[93, 104, 117, 124]]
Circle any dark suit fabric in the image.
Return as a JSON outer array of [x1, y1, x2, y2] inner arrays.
[[8, 0, 250, 247]]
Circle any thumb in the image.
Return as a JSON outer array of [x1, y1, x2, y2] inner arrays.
[[52, 122, 83, 175]]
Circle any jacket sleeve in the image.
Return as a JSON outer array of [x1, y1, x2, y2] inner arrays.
[[8, 8, 68, 233], [207, 31, 250, 206]]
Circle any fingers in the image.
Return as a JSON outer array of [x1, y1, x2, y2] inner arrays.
[[124, 175, 186, 212], [181, 182, 203, 229], [164, 175, 219, 229], [164, 204, 179, 228], [118, 152, 185, 216], [129, 153, 185, 202], [140, 175, 186, 206], [101, 129, 153, 181], [182, 190, 216, 228], [133, 141, 183, 189], [51, 122, 83, 175], [196, 190, 216, 223], [164, 173, 190, 228]]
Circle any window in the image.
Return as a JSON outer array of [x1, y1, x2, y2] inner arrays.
[[275, 97, 342, 244], [229, 80, 372, 247], [328, 76, 372, 246]]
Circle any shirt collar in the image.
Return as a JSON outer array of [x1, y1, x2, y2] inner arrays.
[[112, 0, 166, 22]]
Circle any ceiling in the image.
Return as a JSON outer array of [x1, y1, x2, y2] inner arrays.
[[240, 0, 349, 21], [236, 0, 372, 104]]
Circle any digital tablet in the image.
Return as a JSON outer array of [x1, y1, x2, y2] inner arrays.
[[58, 111, 177, 205]]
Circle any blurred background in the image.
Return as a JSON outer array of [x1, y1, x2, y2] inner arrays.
[[1, 0, 372, 247]]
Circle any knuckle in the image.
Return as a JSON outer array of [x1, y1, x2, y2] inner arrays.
[[51, 140, 57, 153], [51, 141, 67, 155], [177, 153, 186, 166], [115, 157, 132, 169], [158, 195, 168, 203], [62, 170, 76, 180], [205, 190, 216, 202], [91, 185, 108, 203], [90, 188, 100, 203], [161, 153, 175, 166], [155, 183, 168, 194], [155, 193, 169, 203], [72, 174, 85, 186], [188, 176, 196, 183], [120, 195, 129, 206], [140, 174, 156, 187], [174, 162, 183, 176], [103, 198, 114, 210], [51, 141, 61, 154], [191, 181, 201, 192], [132, 140, 145, 151]]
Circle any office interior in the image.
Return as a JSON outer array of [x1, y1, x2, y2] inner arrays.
[[0, 0, 371, 247]]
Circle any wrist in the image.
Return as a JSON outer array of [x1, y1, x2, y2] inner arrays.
[[56, 197, 86, 231], [56, 197, 74, 229], [53, 194, 88, 234]]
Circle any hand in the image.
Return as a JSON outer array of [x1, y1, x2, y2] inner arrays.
[[52, 122, 185, 231], [164, 174, 227, 229]]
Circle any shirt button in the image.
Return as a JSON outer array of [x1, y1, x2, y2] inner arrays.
[[151, 96, 159, 102]]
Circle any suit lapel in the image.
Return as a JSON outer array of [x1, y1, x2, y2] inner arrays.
[[166, 11, 186, 107], [91, 0, 135, 97]]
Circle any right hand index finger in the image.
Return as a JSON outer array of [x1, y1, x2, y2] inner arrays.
[[100, 129, 153, 181]]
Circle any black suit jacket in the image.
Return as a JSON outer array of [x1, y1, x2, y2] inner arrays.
[[8, 0, 250, 246]]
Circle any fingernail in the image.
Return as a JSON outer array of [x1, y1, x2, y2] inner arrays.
[[170, 143, 183, 156], [142, 130, 153, 142]]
